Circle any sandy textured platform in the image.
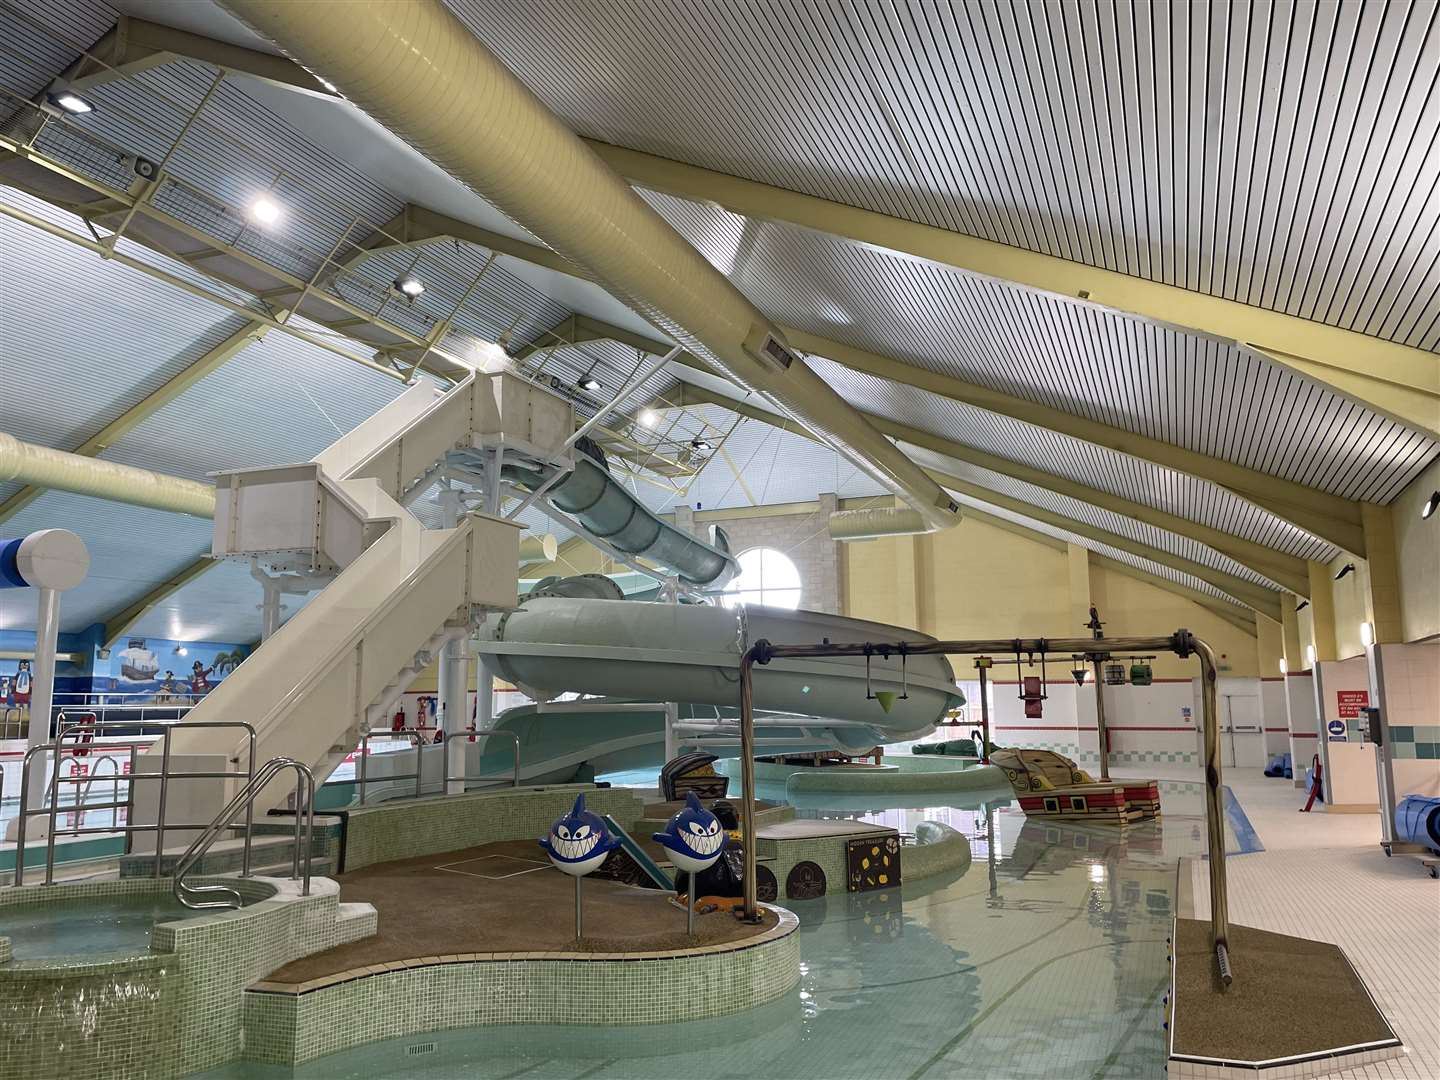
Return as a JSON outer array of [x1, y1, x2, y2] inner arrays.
[[263, 839, 778, 984], [1170, 918, 1399, 1066]]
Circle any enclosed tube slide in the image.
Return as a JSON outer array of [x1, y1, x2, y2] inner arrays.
[[504, 441, 736, 588], [219, 0, 961, 533]]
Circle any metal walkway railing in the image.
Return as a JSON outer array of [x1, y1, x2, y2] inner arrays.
[[174, 756, 314, 910]]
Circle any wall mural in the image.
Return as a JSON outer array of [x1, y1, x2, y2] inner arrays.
[[97, 638, 250, 704]]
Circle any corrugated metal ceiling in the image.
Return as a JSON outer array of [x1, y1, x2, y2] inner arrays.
[[453, 0, 1440, 349], [643, 189, 1439, 505]]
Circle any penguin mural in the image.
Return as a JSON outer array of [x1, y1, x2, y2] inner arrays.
[[652, 792, 726, 874], [539, 794, 620, 877]]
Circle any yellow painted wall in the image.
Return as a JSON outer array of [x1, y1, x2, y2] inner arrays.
[[1256, 615, 1284, 678], [1390, 455, 1440, 642], [1328, 551, 1373, 660], [845, 516, 1071, 637], [1088, 564, 1261, 678]]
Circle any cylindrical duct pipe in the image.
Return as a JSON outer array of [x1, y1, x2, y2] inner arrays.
[[218, 0, 960, 534], [828, 506, 945, 541], [517, 534, 559, 565], [0, 433, 217, 518]]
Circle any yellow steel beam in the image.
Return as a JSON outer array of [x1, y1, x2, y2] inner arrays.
[[70, 17, 337, 97], [101, 555, 214, 651], [1091, 554, 1258, 638], [0, 319, 268, 526], [781, 328, 1366, 554], [336, 212, 1361, 558], [671, 381, 1309, 596], [677, 385, 1282, 619], [586, 141, 1440, 438]]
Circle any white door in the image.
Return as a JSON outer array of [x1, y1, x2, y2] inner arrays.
[[1221, 693, 1265, 768]]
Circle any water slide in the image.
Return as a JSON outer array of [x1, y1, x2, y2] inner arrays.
[[136, 371, 737, 822], [467, 599, 963, 785]]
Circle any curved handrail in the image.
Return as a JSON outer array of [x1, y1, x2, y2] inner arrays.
[[173, 756, 314, 910]]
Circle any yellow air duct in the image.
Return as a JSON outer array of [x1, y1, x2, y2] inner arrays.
[[518, 533, 559, 565], [218, 0, 960, 534], [0, 433, 217, 518], [828, 506, 944, 541]]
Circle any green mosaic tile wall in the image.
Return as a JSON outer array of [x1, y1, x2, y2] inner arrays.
[[1389, 723, 1440, 759], [758, 829, 902, 899], [904, 826, 972, 881], [0, 876, 373, 1079], [243, 912, 801, 1066], [342, 785, 648, 871]]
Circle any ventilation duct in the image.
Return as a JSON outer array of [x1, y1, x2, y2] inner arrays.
[[517, 534, 559, 565], [0, 433, 216, 517], [218, 0, 960, 534], [828, 506, 943, 541]]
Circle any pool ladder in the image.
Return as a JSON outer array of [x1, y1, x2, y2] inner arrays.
[[172, 756, 315, 910]]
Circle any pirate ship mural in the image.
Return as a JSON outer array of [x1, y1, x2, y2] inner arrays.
[[97, 638, 251, 704]]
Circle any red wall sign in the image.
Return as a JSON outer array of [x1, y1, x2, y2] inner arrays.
[[1336, 689, 1369, 718]]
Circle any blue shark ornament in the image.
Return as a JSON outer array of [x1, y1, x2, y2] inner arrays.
[[540, 794, 619, 877], [652, 792, 726, 874]]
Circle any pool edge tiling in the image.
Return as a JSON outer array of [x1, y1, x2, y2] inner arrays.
[[240, 905, 802, 1066]]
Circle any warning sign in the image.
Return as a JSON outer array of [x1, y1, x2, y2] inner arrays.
[[1336, 690, 1369, 718]]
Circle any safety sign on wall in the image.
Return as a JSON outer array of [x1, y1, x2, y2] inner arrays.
[[1327, 719, 1348, 740], [1336, 690, 1370, 718]]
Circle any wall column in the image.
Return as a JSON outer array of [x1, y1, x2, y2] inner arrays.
[[1360, 503, 1403, 646], [1306, 561, 1339, 664]]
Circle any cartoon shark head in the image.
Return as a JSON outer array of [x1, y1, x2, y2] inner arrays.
[[651, 792, 726, 874], [539, 794, 619, 877]]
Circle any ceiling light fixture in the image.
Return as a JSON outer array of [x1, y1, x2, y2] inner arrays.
[[248, 195, 282, 226], [577, 374, 601, 392], [1296, 600, 1310, 612], [48, 89, 94, 115], [1278, 657, 1287, 675], [638, 409, 659, 428], [1305, 644, 1317, 667], [393, 275, 425, 299], [1423, 491, 1440, 520], [1334, 563, 1356, 581], [690, 438, 713, 451], [1360, 622, 1374, 648]]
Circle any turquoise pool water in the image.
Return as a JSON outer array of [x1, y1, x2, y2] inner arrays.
[[199, 778, 1220, 1079], [0, 892, 244, 960]]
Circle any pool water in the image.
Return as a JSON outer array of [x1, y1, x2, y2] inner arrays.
[[199, 778, 1222, 1079], [0, 893, 219, 960]]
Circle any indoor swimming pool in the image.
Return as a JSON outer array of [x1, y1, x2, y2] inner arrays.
[[195, 779, 1231, 1079], [0, 891, 256, 960]]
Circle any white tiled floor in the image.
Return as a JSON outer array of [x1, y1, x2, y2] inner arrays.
[[1182, 770, 1440, 1080]]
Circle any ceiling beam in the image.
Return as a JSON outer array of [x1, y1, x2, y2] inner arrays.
[[781, 328, 1366, 555], [101, 555, 214, 651], [0, 318, 270, 526], [558, 323, 1313, 594], [1090, 554, 1258, 638], [69, 17, 337, 98], [586, 141, 1440, 439], [676, 384, 1282, 620], [338, 206, 1364, 558]]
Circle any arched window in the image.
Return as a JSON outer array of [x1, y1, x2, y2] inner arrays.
[[722, 548, 802, 610]]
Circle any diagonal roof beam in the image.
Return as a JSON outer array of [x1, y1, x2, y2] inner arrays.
[[675, 385, 1281, 620], [586, 142, 1440, 439], [0, 318, 270, 526], [321, 204, 1367, 555], [524, 316, 1312, 592], [100, 554, 213, 651]]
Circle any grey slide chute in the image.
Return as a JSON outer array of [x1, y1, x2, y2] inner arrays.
[[504, 438, 737, 589]]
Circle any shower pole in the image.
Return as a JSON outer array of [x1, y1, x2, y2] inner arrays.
[[736, 630, 1232, 986]]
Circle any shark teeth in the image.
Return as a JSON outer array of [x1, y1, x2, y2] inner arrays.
[[678, 831, 722, 856], [551, 833, 600, 861]]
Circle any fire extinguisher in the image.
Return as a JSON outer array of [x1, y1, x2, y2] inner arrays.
[[391, 707, 406, 733]]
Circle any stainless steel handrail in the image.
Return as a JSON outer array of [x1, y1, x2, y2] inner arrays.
[[356, 728, 426, 805], [71, 754, 124, 834], [11, 719, 257, 886], [441, 728, 521, 790], [174, 756, 314, 910]]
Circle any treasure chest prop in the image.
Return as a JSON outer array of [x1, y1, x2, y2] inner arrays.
[[659, 751, 729, 801]]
